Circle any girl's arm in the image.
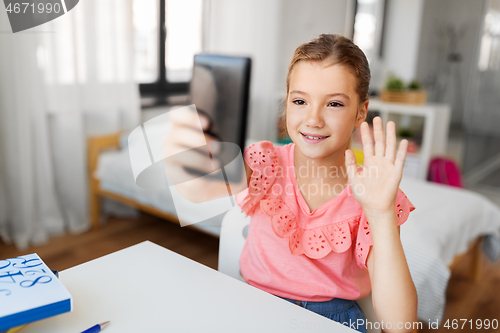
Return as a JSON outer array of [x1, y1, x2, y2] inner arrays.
[[345, 117, 418, 333], [365, 216, 417, 331], [174, 160, 251, 203]]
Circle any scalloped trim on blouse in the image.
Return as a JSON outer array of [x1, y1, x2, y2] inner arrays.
[[260, 191, 414, 267], [238, 141, 279, 216]]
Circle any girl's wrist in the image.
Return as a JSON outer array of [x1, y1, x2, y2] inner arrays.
[[363, 208, 397, 228], [362, 206, 394, 219]]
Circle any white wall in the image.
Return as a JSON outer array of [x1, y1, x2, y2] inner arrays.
[[381, 0, 425, 83], [276, 0, 351, 92], [207, 0, 351, 142], [273, 0, 351, 140], [415, 0, 485, 125], [207, 0, 282, 142]]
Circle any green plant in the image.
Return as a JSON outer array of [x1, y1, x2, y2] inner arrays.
[[398, 128, 414, 138], [408, 80, 422, 90], [385, 76, 405, 91]]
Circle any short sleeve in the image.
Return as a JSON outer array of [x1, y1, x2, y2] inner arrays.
[[234, 141, 279, 216], [355, 188, 415, 269], [394, 189, 415, 226]]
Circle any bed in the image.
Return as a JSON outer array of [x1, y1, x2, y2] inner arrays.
[[88, 130, 500, 326]]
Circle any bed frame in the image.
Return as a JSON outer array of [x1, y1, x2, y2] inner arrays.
[[88, 132, 223, 237], [88, 132, 182, 228], [88, 132, 485, 331]]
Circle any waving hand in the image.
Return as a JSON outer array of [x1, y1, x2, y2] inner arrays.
[[344, 117, 408, 214]]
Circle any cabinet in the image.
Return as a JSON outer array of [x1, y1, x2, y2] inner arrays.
[[352, 99, 451, 180]]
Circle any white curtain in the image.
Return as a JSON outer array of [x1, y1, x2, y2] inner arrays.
[[0, 0, 140, 249]]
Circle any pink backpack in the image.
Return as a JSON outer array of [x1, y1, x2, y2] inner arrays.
[[427, 157, 464, 188]]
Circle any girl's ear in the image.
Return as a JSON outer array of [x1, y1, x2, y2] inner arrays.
[[354, 100, 369, 128]]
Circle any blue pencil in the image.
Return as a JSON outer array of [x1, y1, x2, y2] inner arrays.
[[80, 321, 110, 333]]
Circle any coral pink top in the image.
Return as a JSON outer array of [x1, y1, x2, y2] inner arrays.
[[235, 141, 415, 302]]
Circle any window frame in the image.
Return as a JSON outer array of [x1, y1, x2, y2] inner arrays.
[[139, 0, 190, 104]]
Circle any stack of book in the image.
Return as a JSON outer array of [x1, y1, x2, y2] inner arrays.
[[0, 254, 72, 332]]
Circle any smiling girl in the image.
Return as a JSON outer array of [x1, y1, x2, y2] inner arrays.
[[168, 34, 418, 333]]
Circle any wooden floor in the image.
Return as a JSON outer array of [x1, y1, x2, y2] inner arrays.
[[1, 213, 499, 332], [422, 253, 500, 333], [0, 214, 219, 272]]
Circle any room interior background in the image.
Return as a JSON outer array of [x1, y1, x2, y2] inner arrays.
[[0, 0, 499, 249], [461, 0, 500, 189], [0, 0, 140, 249]]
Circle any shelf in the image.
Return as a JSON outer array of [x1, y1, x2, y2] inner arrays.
[[362, 99, 451, 179]]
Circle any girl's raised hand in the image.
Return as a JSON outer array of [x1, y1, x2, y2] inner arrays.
[[344, 117, 408, 214]]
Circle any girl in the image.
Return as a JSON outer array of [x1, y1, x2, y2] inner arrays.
[[167, 34, 418, 333]]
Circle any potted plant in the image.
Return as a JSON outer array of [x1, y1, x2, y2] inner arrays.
[[380, 76, 427, 104]]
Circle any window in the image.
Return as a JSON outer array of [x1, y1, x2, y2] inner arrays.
[[352, 0, 387, 63], [133, 0, 204, 102], [478, 7, 500, 71]]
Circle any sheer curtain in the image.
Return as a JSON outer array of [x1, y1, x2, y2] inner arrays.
[[0, 0, 140, 249]]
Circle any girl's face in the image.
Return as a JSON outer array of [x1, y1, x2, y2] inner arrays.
[[286, 60, 367, 162]]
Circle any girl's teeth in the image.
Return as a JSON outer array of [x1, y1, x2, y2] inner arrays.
[[304, 134, 326, 140]]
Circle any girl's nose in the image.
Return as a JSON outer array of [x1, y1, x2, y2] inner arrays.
[[305, 105, 324, 128]]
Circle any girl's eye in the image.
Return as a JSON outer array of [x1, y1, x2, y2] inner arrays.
[[328, 101, 344, 107], [292, 99, 306, 105]]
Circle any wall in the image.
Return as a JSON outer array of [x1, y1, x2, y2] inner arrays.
[[381, 0, 425, 84], [206, 0, 282, 142], [276, 0, 351, 92], [379, 0, 486, 126], [415, 0, 485, 125]]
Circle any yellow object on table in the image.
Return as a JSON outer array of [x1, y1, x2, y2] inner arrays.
[[352, 147, 364, 165], [7, 325, 26, 333]]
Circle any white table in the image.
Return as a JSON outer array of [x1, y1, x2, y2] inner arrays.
[[23, 241, 355, 332]]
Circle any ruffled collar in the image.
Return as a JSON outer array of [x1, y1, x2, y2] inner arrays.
[[260, 194, 357, 259]]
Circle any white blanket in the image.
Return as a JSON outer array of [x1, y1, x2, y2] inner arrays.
[[399, 177, 500, 323]]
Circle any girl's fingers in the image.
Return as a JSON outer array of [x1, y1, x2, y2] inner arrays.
[[373, 116, 385, 156], [170, 107, 211, 131], [385, 121, 397, 162], [344, 149, 358, 180], [169, 145, 219, 172], [394, 139, 408, 172], [169, 124, 221, 154], [360, 122, 374, 157]]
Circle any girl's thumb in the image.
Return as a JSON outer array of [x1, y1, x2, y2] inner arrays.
[[199, 116, 210, 130]]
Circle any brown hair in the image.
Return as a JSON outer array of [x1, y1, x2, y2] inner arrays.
[[278, 34, 370, 139]]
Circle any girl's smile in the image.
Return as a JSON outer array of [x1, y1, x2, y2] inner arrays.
[[300, 132, 329, 144]]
